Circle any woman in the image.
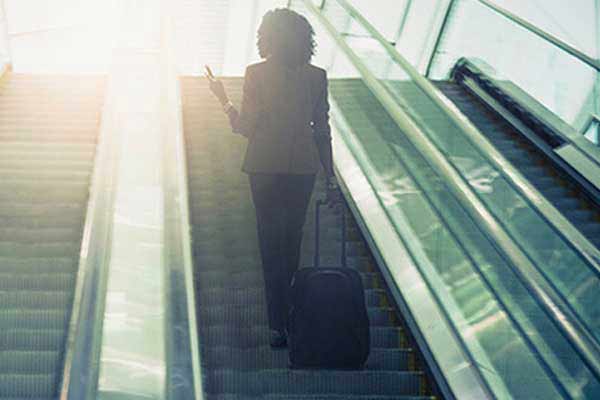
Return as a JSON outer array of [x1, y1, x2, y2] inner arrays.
[[205, 8, 340, 348]]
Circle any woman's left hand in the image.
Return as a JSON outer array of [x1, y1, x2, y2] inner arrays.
[[205, 65, 228, 105]]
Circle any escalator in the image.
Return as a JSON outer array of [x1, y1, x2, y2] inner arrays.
[[0, 73, 105, 398], [181, 76, 438, 399], [178, 1, 600, 398], [433, 62, 600, 249]]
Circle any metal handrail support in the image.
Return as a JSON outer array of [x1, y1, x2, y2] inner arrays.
[[308, 0, 600, 383], [476, 0, 600, 72]]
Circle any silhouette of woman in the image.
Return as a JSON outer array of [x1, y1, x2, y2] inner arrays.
[[206, 8, 340, 348]]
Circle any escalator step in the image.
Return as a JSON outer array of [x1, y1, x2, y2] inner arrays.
[[198, 287, 387, 308], [0, 291, 71, 309], [202, 346, 414, 371], [0, 310, 70, 330], [0, 273, 75, 291], [204, 370, 423, 397], [196, 271, 381, 291], [0, 374, 56, 397], [0, 330, 65, 352], [0, 243, 80, 258], [0, 214, 84, 229], [0, 257, 77, 275], [0, 228, 81, 243], [197, 325, 404, 349], [206, 396, 435, 400], [0, 351, 60, 374], [198, 305, 396, 327], [0, 182, 89, 203], [563, 209, 596, 224], [581, 223, 600, 240], [553, 197, 580, 209], [0, 169, 90, 183]]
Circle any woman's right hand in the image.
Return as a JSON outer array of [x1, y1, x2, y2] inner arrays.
[[205, 65, 228, 105]]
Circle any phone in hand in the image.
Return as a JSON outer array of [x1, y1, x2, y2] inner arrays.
[[204, 65, 216, 81]]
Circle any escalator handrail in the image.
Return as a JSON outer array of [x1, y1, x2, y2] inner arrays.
[[59, 76, 116, 399], [475, 0, 600, 72], [307, 0, 600, 383], [161, 12, 204, 400]]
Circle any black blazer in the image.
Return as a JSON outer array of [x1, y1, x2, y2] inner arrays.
[[231, 59, 331, 174]]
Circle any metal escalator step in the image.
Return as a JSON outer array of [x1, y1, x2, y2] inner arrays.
[[0, 273, 75, 291], [541, 185, 573, 201], [206, 395, 435, 400], [203, 346, 413, 371], [197, 325, 404, 349], [552, 197, 580, 210], [0, 242, 80, 258], [0, 330, 65, 352], [196, 271, 381, 291], [0, 310, 69, 330], [0, 133, 96, 144], [0, 257, 76, 275], [530, 176, 560, 190], [194, 244, 369, 270], [194, 242, 260, 258], [0, 215, 83, 229], [518, 165, 550, 179], [198, 287, 387, 308], [0, 182, 89, 203], [0, 169, 90, 183], [0, 203, 84, 218], [198, 305, 396, 327], [0, 351, 60, 374], [204, 370, 423, 396], [196, 270, 264, 289], [563, 209, 596, 224], [580, 223, 600, 239], [0, 291, 71, 310], [192, 254, 261, 272], [0, 150, 94, 164], [0, 374, 56, 397], [0, 228, 81, 243], [0, 142, 95, 152], [494, 145, 530, 160], [0, 115, 98, 126]]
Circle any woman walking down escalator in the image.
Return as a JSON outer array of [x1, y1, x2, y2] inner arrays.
[[205, 8, 341, 348]]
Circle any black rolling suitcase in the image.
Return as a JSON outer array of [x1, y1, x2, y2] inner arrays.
[[288, 199, 370, 369]]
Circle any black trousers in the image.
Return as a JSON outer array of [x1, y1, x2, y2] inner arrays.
[[249, 173, 316, 331]]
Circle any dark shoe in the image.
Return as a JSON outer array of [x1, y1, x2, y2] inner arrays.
[[270, 329, 287, 348]]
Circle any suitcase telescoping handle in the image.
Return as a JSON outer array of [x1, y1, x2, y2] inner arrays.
[[314, 199, 347, 268]]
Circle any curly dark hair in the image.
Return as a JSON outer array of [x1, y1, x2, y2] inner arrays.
[[257, 8, 316, 67]]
